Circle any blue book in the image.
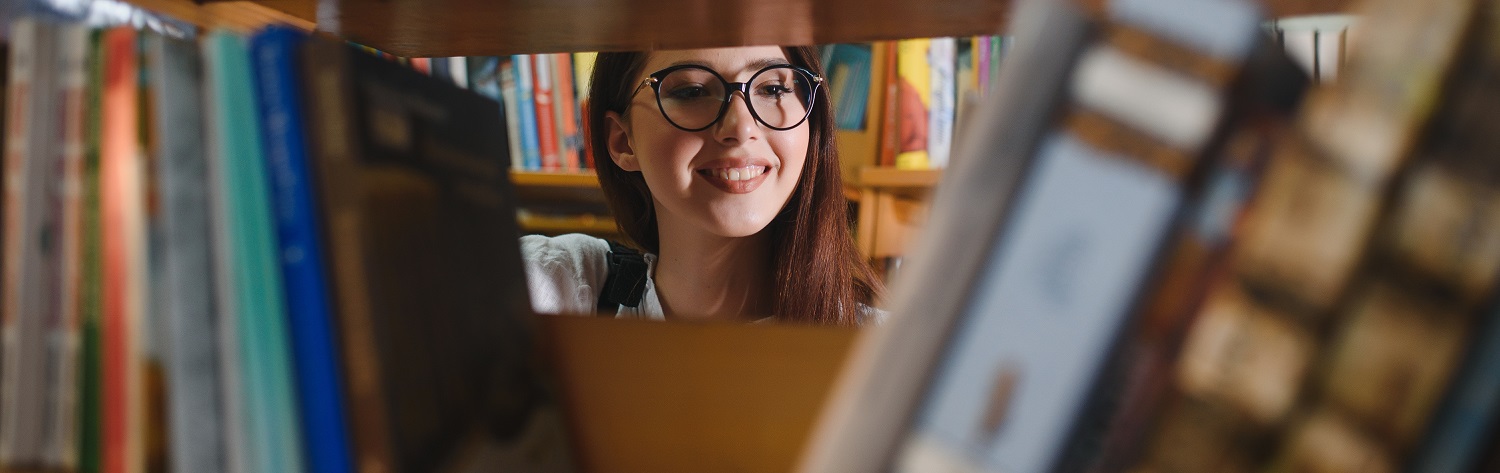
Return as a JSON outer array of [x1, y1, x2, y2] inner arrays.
[[513, 54, 542, 170], [249, 25, 354, 473], [203, 30, 305, 473], [824, 44, 873, 131], [430, 55, 452, 84]]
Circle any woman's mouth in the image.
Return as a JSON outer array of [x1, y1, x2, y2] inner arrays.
[[697, 165, 771, 194]]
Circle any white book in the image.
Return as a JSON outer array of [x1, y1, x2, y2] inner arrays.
[[150, 31, 226, 473], [1, 17, 61, 467], [796, 2, 1092, 471]]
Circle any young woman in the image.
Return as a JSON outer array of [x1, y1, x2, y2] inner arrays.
[[521, 46, 883, 326]]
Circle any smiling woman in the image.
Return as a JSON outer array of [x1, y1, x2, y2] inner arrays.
[[520, 46, 884, 326]]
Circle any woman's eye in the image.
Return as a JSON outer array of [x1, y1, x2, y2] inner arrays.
[[756, 84, 793, 97], [667, 86, 713, 99]]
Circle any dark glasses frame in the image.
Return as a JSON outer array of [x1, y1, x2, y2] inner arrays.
[[632, 63, 824, 132]]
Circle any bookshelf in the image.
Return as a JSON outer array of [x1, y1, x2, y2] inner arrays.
[[128, 0, 312, 32], [851, 167, 941, 262], [77, 0, 1366, 471]]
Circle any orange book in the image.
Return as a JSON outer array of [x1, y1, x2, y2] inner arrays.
[[532, 54, 561, 171], [552, 53, 582, 172], [100, 26, 145, 473]]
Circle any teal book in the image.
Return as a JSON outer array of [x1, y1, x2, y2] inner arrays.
[[201, 30, 305, 473]]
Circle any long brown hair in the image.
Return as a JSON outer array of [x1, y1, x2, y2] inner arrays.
[[587, 47, 883, 326]]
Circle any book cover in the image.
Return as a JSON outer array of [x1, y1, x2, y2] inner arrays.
[[551, 53, 581, 172], [513, 55, 542, 170], [44, 21, 89, 471], [798, 4, 1091, 471], [533, 53, 561, 171], [896, 129, 1189, 473], [203, 29, 305, 473], [893, 39, 931, 169], [99, 25, 146, 473], [955, 37, 980, 143], [146, 30, 226, 473], [573, 52, 597, 169], [927, 37, 955, 169], [303, 37, 577, 473], [430, 55, 451, 83], [877, 41, 900, 168], [467, 56, 524, 171], [1, 17, 62, 469], [829, 43, 885, 181], [250, 25, 355, 473], [77, 27, 105, 473], [825, 43, 874, 131], [447, 57, 468, 89]]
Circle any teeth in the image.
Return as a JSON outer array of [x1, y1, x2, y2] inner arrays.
[[707, 166, 766, 182]]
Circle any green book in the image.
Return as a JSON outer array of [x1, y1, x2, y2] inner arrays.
[[201, 30, 304, 473]]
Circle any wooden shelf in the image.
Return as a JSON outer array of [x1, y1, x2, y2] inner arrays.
[[519, 212, 619, 236], [131, 0, 313, 32], [315, 0, 1012, 57], [511, 170, 601, 189], [854, 167, 943, 190], [306, 0, 1354, 57]]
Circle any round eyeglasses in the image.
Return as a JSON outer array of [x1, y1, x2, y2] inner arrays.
[[633, 63, 823, 132]]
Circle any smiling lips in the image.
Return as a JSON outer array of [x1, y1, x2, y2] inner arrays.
[[697, 164, 772, 194]]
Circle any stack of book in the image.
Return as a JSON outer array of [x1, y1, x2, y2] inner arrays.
[[800, 0, 1500, 472], [0, 17, 573, 473]]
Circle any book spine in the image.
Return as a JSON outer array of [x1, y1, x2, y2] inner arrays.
[[302, 37, 398, 473], [894, 39, 931, 169], [927, 37, 954, 168], [147, 31, 226, 473], [1, 17, 58, 469], [877, 41, 900, 168], [513, 55, 541, 170], [552, 53, 581, 172], [200, 32, 252, 473], [448, 57, 468, 89], [978, 36, 991, 97], [533, 54, 561, 171], [77, 27, 105, 473], [898, 127, 1193, 473], [99, 25, 144, 473], [574, 52, 597, 169], [429, 55, 451, 83], [203, 30, 306, 473], [46, 22, 90, 471], [250, 25, 355, 473]]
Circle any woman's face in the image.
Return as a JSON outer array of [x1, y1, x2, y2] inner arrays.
[[606, 47, 812, 239]]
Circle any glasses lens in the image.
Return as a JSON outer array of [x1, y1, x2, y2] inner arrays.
[[656, 67, 728, 130], [749, 66, 814, 129]]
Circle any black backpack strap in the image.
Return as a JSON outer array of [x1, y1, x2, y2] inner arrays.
[[597, 239, 648, 314]]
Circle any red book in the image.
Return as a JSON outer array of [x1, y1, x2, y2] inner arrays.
[[100, 26, 144, 473], [531, 54, 561, 171], [877, 41, 901, 167]]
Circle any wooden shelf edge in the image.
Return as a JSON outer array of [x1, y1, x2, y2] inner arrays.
[[855, 167, 943, 189], [129, 0, 314, 32], [519, 213, 617, 235], [511, 170, 602, 189]]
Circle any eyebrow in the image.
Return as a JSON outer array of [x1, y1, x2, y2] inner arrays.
[[664, 57, 793, 74]]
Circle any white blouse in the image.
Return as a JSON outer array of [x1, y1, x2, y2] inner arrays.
[[520, 233, 885, 324], [520, 233, 664, 319]]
